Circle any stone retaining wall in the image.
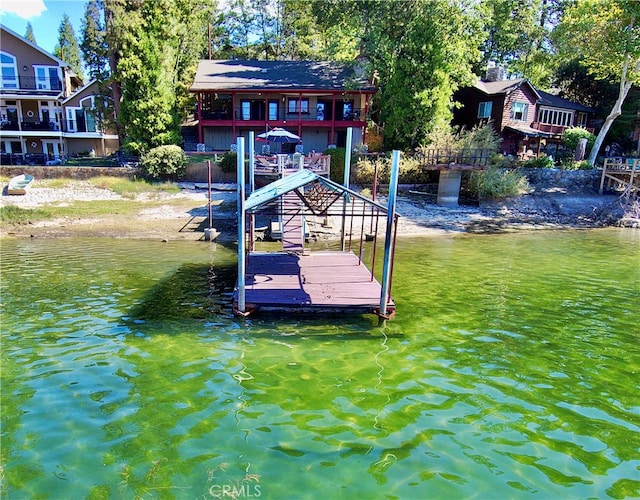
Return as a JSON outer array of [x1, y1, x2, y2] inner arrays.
[[1, 162, 236, 183], [521, 168, 602, 191]]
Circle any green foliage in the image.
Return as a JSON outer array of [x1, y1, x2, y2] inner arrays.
[[54, 14, 83, 80], [563, 127, 596, 152], [353, 154, 425, 185], [561, 159, 593, 171], [476, 0, 558, 88], [0, 206, 50, 225], [522, 155, 555, 168], [81, 0, 108, 80], [553, 0, 640, 165], [469, 167, 530, 199], [140, 145, 188, 179], [420, 122, 500, 152], [219, 152, 237, 173], [105, 0, 211, 150], [88, 176, 180, 196], [311, 0, 483, 149], [24, 22, 36, 44], [323, 147, 348, 183], [488, 153, 513, 168]]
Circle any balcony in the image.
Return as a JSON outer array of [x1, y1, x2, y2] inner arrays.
[[1, 119, 60, 132], [200, 105, 366, 125], [531, 122, 595, 136], [0, 152, 64, 166], [1, 75, 62, 93]]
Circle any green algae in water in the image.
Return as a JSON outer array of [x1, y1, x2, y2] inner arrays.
[[1, 230, 639, 499]]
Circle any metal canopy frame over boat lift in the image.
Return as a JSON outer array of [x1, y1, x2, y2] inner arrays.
[[233, 130, 401, 319]]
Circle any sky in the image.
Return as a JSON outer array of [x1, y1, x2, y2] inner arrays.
[[0, 0, 86, 55]]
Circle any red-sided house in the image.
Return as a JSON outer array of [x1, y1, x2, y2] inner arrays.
[[189, 59, 376, 153], [453, 70, 595, 158]]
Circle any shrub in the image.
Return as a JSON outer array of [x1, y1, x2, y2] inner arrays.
[[522, 155, 555, 168], [140, 145, 188, 180], [354, 156, 388, 185], [561, 159, 593, 171], [469, 167, 529, 199], [563, 127, 596, 153], [353, 153, 427, 185], [219, 152, 237, 173], [324, 147, 349, 183], [488, 153, 513, 168], [420, 122, 501, 154]]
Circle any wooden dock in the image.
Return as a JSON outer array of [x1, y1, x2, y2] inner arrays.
[[239, 251, 394, 315], [600, 157, 639, 196], [234, 137, 400, 319]]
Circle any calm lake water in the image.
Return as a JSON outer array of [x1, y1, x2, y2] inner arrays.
[[1, 229, 639, 499]]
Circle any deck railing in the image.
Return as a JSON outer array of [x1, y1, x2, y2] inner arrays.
[[599, 157, 639, 196], [414, 148, 494, 167]]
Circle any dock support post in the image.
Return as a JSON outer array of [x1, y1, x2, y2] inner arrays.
[[437, 170, 462, 207], [379, 150, 400, 318], [237, 137, 246, 314], [341, 127, 353, 251], [248, 132, 255, 252]]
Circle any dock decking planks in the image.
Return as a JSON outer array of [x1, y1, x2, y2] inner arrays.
[[241, 251, 393, 313]]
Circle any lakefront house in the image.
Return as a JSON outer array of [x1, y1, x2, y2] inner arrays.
[[187, 59, 376, 154], [453, 64, 596, 159], [0, 24, 118, 165]]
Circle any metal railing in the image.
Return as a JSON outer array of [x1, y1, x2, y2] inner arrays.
[[1, 75, 62, 92], [200, 106, 366, 123], [0, 153, 66, 166], [1, 118, 98, 133]]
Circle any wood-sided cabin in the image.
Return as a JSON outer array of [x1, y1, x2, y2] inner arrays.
[[189, 59, 377, 154], [453, 68, 595, 159]]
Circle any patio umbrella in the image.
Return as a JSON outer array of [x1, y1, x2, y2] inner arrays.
[[257, 127, 301, 143]]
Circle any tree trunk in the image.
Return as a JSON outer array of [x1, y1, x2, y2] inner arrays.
[[588, 58, 637, 166]]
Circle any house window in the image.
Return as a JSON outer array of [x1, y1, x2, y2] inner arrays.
[[268, 100, 278, 120], [577, 112, 587, 128], [241, 101, 251, 120], [510, 101, 529, 121], [1, 52, 18, 89], [537, 107, 574, 127], [478, 101, 492, 119], [80, 97, 96, 132], [288, 98, 309, 114], [39, 100, 59, 130], [34, 66, 62, 90]]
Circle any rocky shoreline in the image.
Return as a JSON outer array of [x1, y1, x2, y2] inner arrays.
[[0, 175, 637, 241]]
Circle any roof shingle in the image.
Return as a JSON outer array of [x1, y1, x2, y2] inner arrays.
[[190, 59, 375, 92]]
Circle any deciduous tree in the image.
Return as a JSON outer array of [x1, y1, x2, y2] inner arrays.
[[554, 0, 640, 165], [315, 0, 483, 149]]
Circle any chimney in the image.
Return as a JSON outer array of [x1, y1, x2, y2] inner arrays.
[[485, 61, 504, 82]]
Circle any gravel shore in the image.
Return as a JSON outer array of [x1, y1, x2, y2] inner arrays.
[[0, 179, 630, 241]]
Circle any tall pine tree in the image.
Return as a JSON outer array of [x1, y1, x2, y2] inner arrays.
[[81, 0, 108, 80], [24, 22, 37, 44], [54, 14, 84, 80]]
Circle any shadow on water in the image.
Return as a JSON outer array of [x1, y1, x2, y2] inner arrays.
[[126, 261, 238, 327]]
